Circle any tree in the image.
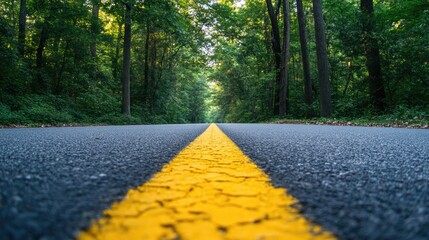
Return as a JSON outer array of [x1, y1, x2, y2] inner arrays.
[[312, 0, 332, 117], [265, 0, 282, 115], [143, 23, 150, 107], [34, 22, 49, 93], [89, 0, 101, 82], [279, 0, 291, 116], [18, 0, 26, 56], [122, 1, 132, 115], [296, 0, 313, 109], [90, 0, 101, 59], [265, 0, 291, 116], [361, 0, 386, 112], [1, 0, 427, 125]]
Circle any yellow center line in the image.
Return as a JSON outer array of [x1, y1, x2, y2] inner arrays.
[[78, 124, 335, 240]]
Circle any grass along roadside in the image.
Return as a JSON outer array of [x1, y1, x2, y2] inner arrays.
[[2, 118, 428, 129], [270, 117, 429, 129]]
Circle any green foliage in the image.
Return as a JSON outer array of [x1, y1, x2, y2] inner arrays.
[[16, 95, 73, 124], [209, 1, 275, 123], [0, 0, 211, 126], [0, 95, 73, 125], [0, 0, 427, 126], [0, 103, 29, 125], [378, 0, 429, 109], [203, 0, 424, 122], [75, 87, 120, 118], [19, 104, 73, 124], [0, 16, 29, 98], [390, 105, 429, 121]]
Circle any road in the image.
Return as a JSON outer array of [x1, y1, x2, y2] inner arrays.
[[1, 124, 428, 239], [0, 124, 208, 239], [218, 124, 429, 240]]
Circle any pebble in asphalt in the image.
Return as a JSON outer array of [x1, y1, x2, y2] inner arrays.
[[218, 124, 429, 240], [0, 124, 208, 240]]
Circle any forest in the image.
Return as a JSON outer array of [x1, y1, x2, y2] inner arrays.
[[0, 0, 428, 125]]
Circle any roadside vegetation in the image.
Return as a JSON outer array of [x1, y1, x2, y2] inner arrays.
[[1, 0, 428, 127], [271, 116, 429, 129]]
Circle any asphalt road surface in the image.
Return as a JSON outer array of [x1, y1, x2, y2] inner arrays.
[[219, 124, 429, 240], [1, 124, 428, 239], [0, 124, 209, 240]]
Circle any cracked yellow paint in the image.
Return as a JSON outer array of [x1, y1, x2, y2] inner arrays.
[[78, 124, 335, 240]]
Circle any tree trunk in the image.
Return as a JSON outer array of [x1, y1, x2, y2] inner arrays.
[[265, 0, 282, 115], [34, 24, 49, 93], [90, 0, 100, 59], [121, 2, 131, 115], [312, 0, 333, 117], [263, 16, 276, 112], [361, 0, 386, 112], [296, 0, 313, 108], [90, 0, 100, 81], [112, 21, 123, 82], [150, 35, 157, 112], [279, 0, 291, 116], [143, 24, 150, 106], [18, 0, 26, 56], [343, 59, 353, 96], [54, 40, 69, 94]]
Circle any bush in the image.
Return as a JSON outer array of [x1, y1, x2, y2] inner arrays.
[[0, 103, 29, 125], [19, 103, 73, 124], [75, 88, 120, 118], [12, 95, 74, 124], [334, 96, 371, 118], [390, 105, 429, 121]]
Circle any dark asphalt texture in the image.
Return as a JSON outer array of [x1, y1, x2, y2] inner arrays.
[[0, 124, 208, 240], [218, 124, 429, 240]]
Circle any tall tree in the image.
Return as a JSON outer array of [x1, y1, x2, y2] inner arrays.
[[122, 1, 132, 115], [312, 0, 332, 117], [296, 0, 313, 109], [265, 0, 291, 116], [143, 23, 150, 107], [90, 0, 100, 59], [34, 23, 49, 93], [90, 0, 101, 81], [279, 0, 291, 116], [112, 20, 123, 82], [18, 0, 26, 56], [265, 0, 281, 115], [361, 0, 386, 112]]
